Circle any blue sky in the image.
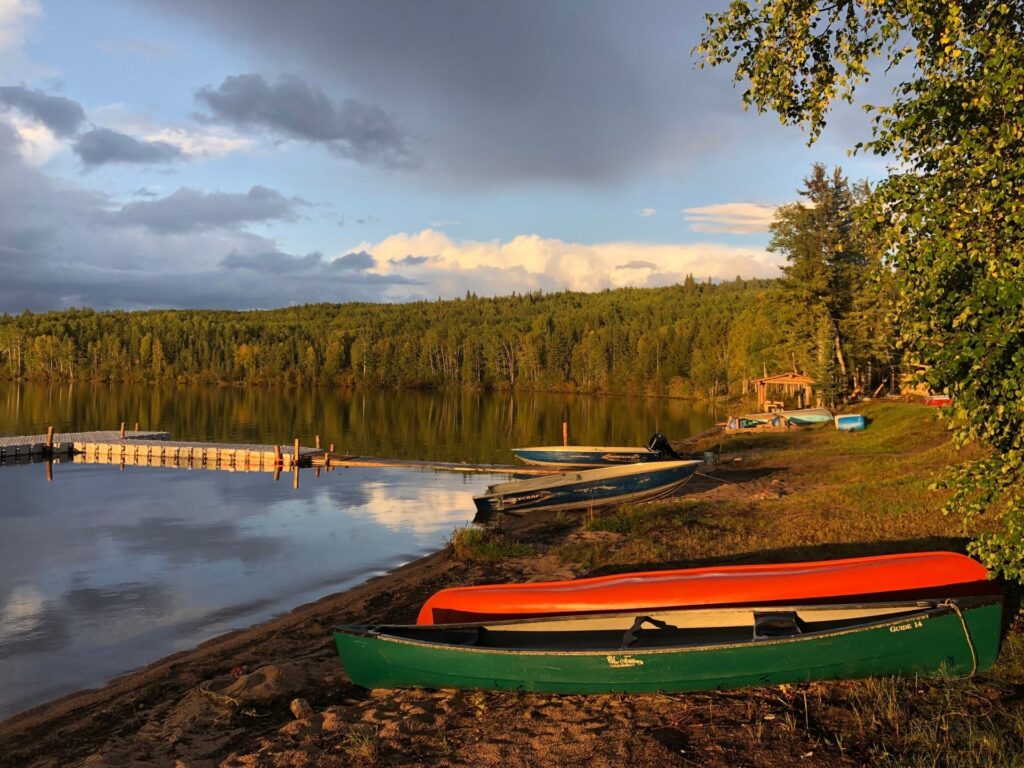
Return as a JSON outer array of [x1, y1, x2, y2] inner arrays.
[[0, 0, 889, 311]]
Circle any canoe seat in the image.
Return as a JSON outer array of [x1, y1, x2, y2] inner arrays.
[[621, 615, 680, 648], [753, 611, 805, 640]]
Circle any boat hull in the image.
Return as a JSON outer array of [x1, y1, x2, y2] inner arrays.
[[472, 460, 701, 516], [335, 599, 1002, 694], [737, 408, 833, 426], [512, 446, 663, 468], [835, 414, 866, 431], [417, 551, 993, 624]]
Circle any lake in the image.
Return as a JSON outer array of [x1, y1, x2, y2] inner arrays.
[[0, 382, 718, 718]]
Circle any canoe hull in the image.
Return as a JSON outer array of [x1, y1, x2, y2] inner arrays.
[[512, 446, 663, 468], [335, 600, 1002, 694], [473, 460, 701, 516], [416, 551, 993, 624]]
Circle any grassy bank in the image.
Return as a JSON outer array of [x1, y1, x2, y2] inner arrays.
[[3, 401, 1021, 768]]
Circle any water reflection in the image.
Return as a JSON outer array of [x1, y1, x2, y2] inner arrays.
[[0, 382, 719, 465], [0, 383, 716, 718], [0, 461, 486, 718]]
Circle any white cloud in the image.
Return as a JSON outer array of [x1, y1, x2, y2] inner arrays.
[[0, 0, 45, 79], [683, 202, 779, 234], [6, 111, 59, 164], [91, 103, 255, 159], [640, 208, 657, 217], [358, 229, 783, 297], [0, 0, 39, 52]]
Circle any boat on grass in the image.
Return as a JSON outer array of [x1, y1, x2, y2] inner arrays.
[[835, 414, 867, 431], [416, 551, 993, 624], [473, 459, 701, 516], [334, 595, 1002, 694], [512, 433, 680, 468], [736, 407, 833, 426]]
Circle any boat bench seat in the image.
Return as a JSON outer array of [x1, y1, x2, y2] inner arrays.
[[753, 611, 804, 640]]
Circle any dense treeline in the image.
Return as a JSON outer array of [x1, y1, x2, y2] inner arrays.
[[0, 278, 893, 400]]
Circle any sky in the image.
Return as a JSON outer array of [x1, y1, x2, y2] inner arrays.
[[0, 0, 890, 312]]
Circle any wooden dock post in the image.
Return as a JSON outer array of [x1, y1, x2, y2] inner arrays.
[[134, 421, 140, 432], [293, 438, 300, 467], [315, 435, 321, 449], [293, 465, 300, 490], [46, 426, 54, 454], [562, 421, 568, 447], [120, 422, 126, 438], [46, 460, 53, 483], [274, 444, 282, 467]]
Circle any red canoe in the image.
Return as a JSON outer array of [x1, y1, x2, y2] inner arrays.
[[417, 552, 994, 624]]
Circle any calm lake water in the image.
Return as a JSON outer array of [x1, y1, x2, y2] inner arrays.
[[0, 382, 718, 718]]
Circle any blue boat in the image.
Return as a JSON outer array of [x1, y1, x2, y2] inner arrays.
[[473, 459, 702, 516], [835, 414, 866, 431], [512, 432, 680, 468]]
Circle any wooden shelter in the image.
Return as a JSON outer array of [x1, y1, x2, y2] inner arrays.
[[754, 372, 817, 410]]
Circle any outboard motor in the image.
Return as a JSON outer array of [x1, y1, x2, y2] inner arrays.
[[647, 432, 682, 459]]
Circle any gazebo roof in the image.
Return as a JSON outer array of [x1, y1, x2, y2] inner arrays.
[[754, 372, 816, 386]]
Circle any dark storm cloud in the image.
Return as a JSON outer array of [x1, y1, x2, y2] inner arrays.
[[136, 0, 760, 186], [396, 255, 429, 266], [333, 250, 375, 270], [74, 127, 186, 167], [196, 73, 418, 169], [0, 85, 86, 137], [113, 185, 302, 233], [221, 249, 409, 282], [0, 120, 421, 312]]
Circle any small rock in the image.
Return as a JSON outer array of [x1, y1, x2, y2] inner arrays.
[[290, 697, 314, 720]]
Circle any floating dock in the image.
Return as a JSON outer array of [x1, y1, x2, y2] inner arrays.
[[0, 430, 320, 471]]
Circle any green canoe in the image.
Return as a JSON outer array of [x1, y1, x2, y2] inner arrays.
[[333, 597, 1002, 694]]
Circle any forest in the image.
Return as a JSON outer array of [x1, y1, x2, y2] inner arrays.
[[0, 165, 894, 401]]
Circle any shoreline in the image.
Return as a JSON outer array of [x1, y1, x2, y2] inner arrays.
[[3, 402, 1021, 768]]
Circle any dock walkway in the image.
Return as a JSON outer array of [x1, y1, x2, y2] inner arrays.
[[0, 430, 320, 470]]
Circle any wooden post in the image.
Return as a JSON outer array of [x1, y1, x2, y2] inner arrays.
[[46, 426, 54, 452], [562, 421, 568, 447], [119, 422, 126, 438], [273, 465, 281, 482], [292, 466, 300, 490], [294, 438, 300, 467], [274, 444, 282, 466], [134, 421, 140, 432], [315, 435, 321, 449], [46, 460, 53, 483]]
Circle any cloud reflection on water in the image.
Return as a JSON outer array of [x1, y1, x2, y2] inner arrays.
[[0, 461, 483, 718]]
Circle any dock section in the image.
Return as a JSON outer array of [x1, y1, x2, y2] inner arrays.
[[0, 430, 320, 471], [0, 429, 169, 460]]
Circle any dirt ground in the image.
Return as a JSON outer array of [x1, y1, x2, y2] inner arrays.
[[2, 416, 1022, 768]]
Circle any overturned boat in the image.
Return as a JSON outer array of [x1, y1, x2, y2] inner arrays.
[[416, 551, 994, 624]]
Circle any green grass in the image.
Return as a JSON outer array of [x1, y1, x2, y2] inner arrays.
[[448, 526, 535, 562]]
